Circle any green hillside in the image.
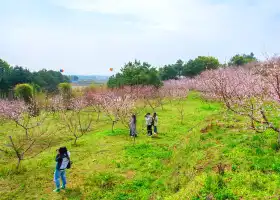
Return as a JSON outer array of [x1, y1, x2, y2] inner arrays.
[[1, 92, 280, 199]]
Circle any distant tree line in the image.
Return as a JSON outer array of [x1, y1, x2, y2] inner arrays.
[[0, 59, 69, 96], [107, 53, 257, 88]]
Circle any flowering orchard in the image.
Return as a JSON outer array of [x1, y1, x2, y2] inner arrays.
[[153, 57, 280, 145], [187, 57, 280, 145], [3, 56, 280, 169]]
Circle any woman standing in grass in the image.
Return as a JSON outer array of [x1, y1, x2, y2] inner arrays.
[[153, 113, 158, 136], [129, 114, 137, 137], [145, 113, 153, 136], [53, 147, 71, 192]]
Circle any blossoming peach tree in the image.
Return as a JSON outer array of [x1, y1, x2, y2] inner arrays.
[[195, 57, 280, 146], [0, 100, 52, 169], [51, 96, 93, 145]]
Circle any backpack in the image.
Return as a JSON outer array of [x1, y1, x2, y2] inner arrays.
[[67, 159, 72, 169], [60, 147, 72, 169], [66, 153, 72, 169]]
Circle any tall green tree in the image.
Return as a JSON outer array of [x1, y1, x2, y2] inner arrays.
[[159, 65, 178, 80], [0, 59, 11, 93], [8, 66, 32, 86], [182, 56, 220, 77], [32, 69, 69, 93], [107, 60, 162, 88], [174, 59, 184, 77], [0, 59, 10, 79], [159, 59, 184, 80], [229, 52, 257, 66]]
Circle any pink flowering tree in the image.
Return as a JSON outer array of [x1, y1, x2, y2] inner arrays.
[[198, 67, 266, 128], [0, 100, 52, 169], [141, 86, 162, 112], [0, 131, 52, 170], [0, 100, 46, 138], [162, 81, 176, 105], [86, 88, 135, 132], [118, 86, 149, 133], [154, 87, 167, 110], [89, 97, 103, 122], [86, 91, 118, 132], [126, 86, 148, 116], [86, 89, 109, 122], [51, 96, 93, 145], [114, 88, 136, 128], [163, 80, 189, 124], [196, 57, 280, 145]]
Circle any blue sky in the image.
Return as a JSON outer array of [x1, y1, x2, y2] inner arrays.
[[0, 0, 280, 75]]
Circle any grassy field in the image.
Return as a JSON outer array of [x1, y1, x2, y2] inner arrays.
[[1, 92, 280, 199]]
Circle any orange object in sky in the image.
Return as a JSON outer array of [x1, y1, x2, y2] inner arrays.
[[109, 68, 113, 71]]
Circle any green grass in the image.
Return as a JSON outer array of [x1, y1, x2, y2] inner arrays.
[[1, 92, 280, 199]]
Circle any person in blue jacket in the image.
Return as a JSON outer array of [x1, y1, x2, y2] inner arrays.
[[53, 147, 70, 192]]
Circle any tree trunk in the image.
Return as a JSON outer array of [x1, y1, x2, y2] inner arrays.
[[112, 121, 116, 133], [251, 118, 256, 130], [96, 111, 101, 122], [16, 158, 22, 170], [74, 137, 78, 146], [25, 128, 28, 138], [160, 102, 164, 110]]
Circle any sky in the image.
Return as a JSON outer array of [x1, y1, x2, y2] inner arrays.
[[0, 0, 280, 75]]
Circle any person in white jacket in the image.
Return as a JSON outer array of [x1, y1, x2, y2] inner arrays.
[[145, 113, 153, 136]]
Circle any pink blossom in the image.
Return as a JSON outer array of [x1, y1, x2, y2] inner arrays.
[[0, 100, 27, 121]]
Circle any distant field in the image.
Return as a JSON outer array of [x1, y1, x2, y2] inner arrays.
[[71, 84, 86, 89], [71, 81, 105, 88]]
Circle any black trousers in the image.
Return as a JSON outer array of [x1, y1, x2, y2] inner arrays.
[[147, 125, 152, 136]]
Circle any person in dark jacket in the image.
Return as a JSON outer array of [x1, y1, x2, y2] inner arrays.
[[53, 147, 70, 192], [152, 112, 158, 136], [129, 114, 137, 137]]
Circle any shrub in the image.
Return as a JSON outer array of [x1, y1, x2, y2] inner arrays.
[[58, 82, 72, 97], [14, 83, 33, 103]]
